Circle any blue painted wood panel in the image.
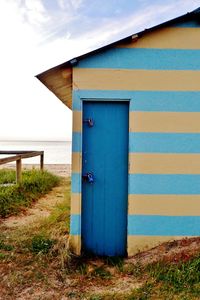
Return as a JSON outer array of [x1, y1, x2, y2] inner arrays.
[[129, 174, 200, 195], [130, 133, 200, 153], [128, 215, 200, 236], [82, 101, 129, 256], [77, 48, 200, 70], [72, 132, 200, 154], [73, 90, 200, 112]]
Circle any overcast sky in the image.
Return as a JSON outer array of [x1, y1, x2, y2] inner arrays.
[[0, 0, 199, 141]]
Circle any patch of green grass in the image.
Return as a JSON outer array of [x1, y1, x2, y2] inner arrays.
[[91, 266, 112, 279], [0, 252, 6, 259], [147, 255, 200, 295], [0, 240, 14, 251], [0, 169, 60, 217], [30, 234, 55, 254], [90, 296, 103, 300], [123, 262, 144, 278], [122, 282, 154, 300], [0, 169, 16, 184]]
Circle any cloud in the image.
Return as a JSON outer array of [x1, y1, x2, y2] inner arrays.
[[70, 0, 84, 10], [57, 0, 84, 11], [0, 0, 72, 141], [0, 0, 199, 141], [68, 0, 200, 51], [22, 0, 49, 25]]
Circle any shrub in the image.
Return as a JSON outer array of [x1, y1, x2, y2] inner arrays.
[[0, 169, 60, 217]]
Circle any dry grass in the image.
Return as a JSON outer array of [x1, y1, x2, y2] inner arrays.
[[1, 177, 200, 299]]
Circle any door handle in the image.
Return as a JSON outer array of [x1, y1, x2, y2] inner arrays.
[[83, 118, 94, 127], [82, 172, 94, 184]]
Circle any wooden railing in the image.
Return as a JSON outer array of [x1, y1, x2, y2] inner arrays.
[[0, 151, 44, 183]]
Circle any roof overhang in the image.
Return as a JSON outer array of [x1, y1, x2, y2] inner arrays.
[[36, 63, 72, 109]]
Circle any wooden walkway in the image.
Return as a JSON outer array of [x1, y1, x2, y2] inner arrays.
[[0, 151, 44, 183]]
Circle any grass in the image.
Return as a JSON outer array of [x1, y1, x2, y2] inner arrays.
[[0, 177, 71, 298], [30, 235, 55, 254], [0, 169, 60, 217], [0, 169, 16, 184], [1, 172, 200, 299], [146, 255, 200, 297]]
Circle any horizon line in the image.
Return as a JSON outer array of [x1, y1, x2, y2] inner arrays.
[[0, 139, 72, 142]]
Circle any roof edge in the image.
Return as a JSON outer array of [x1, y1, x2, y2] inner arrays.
[[36, 6, 200, 110], [36, 6, 200, 76]]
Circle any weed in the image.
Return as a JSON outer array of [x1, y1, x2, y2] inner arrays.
[[76, 262, 88, 275], [127, 282, 154, 300], [91, 266, 112, 279], [0, 252, 6, 259], [90, 295, 103, 300], [123, 262, 144, 278], [30, 234, 54, 254], [105, 257, 124, 272], [0, 240, 14, 251]]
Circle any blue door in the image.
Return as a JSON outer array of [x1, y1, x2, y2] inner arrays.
[[82, 101, 129, 256]]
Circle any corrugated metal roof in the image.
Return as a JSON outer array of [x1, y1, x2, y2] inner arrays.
[[36, 7, 200, 110]]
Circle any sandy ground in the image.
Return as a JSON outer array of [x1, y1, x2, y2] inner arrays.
[[0, 163, 71, 177]]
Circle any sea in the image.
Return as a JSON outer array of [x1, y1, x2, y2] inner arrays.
[[0, 141, 72, 164]]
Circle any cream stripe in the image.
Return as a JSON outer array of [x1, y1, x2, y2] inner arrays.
[[73, 111, 82, 132], [72, 152, 82, 173], [130, 112, 200, 133], [71, 193, 81, 215], [69, 235, 81, 255], [129, 153, 200, 174], [118, 27, 200, 49], [128, 194, 200, 216], [127, 235, 188, 255], [73, 69, 200, 91]]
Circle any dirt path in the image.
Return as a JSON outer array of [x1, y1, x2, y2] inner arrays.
[[1, 179, 67, 228]]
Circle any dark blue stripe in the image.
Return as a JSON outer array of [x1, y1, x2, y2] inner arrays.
[[70, 214, 81, 235], [128, 215, 200, 236], [130, 133, 200, 153], [172, 20, 200, 28], [72, 132, 82, 152], [72, 173, 81, 193], [129, 174, 200, 194], [73, 90, 200, 112], [76, 48, 200, 70]]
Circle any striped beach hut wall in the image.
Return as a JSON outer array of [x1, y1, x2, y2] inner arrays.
[[37, 7, 200, 256]]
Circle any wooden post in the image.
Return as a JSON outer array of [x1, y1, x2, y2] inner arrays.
[[40, 153, 44, 171], [16, 159, 22, 184]]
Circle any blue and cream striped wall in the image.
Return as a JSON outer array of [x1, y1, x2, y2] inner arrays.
[[69, 19, 200, 255]]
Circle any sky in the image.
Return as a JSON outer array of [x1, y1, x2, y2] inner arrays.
[[0, 0, 199, 141]]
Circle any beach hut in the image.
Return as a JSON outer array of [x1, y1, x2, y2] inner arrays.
[[37, 7, 200, 257]]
